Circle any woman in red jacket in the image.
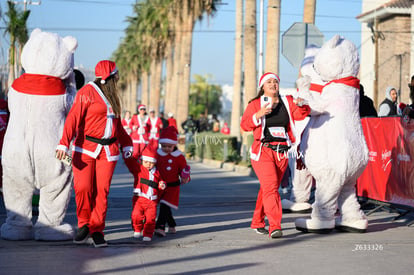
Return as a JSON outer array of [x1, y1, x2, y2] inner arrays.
[[240, 72, 310, 238], [56, 60, 133, 247]]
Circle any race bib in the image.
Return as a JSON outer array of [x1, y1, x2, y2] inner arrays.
[[268, 127, 287, 139]]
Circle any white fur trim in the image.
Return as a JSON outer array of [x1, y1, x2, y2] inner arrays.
[[258, 73, 280, 88], [160, 200, 178, 210], [142, 156, 157, 163], [56, 144, 68, 153], [159, 138, 178, 144], [252, 113, 261, 126]]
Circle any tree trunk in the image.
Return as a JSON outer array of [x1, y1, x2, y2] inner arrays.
[[303, 0, 316, 24], [169, 11, 183, 118], [243, 0, 257, 108], [230, 0, 243, 139], [164, 39, 174, 113], [177, 0, 194, 130], [141, 70, 150, 111], [150, 57, 163, 113], [264, 0, 280, 74]]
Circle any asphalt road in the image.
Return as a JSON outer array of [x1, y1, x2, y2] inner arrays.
[[0, 160, 413, 275]]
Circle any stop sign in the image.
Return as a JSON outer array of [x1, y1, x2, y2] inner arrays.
[[282, 22, 324, 68]]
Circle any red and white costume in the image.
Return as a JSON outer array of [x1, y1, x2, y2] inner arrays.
[[57, 80, 133, 235], [241, 91, 310, 235], [125, 148, 165, 238], [148, 115, 163, 148], [130, 114, 149, 158], [156, 149, 188, 209], [121, 116, 132, 135]]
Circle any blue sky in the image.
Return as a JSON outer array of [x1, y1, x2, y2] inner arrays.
[[0, 0, 363, 88]]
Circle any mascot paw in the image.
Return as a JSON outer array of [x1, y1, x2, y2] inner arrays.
[[34, 223, 74, 241], [281, 199, 312, 213], [295, 218, 334, 234], [335, 217, 368, 233], [1, 222, 34, 240]]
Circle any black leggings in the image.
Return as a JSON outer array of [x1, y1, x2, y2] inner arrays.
[[155, 203, 176, 229]]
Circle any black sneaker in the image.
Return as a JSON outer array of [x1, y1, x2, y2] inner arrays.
[[253, 227, 269, 235], [91, 232, 107, 248], [73, 225, 89, 244], [270, 229, 283, 239]]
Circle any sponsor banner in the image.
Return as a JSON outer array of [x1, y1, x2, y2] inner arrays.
[[357, 117, 414, 208]]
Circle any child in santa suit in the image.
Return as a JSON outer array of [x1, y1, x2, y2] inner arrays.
[[154, 126, 191, 236], [126, 146, 166, 242], [129, 104, 149, 159]]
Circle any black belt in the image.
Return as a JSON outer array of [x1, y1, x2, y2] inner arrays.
[[85, 135, 117, 145], [140, 178, 159, 189], [167, 181, 181, 187], [262, 142, 290, 153]]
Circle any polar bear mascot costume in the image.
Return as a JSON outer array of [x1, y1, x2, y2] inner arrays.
[[1, 29, 78, 240], [295, 35, 369, 233]]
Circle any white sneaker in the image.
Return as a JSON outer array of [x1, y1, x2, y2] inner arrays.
[[168, 227, 176, 234], [133, 231, 142, 238], [143, 236, 152, 242]]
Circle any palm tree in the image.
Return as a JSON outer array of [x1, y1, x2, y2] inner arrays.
[[230, 0, 243, 139], [4, 1, 30, 90], [264, 0, 281, 74], [243, 0, 257, 107]]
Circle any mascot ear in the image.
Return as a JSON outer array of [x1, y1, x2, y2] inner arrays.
[[327, 34, 341, 49], [62, 36, 78, 53], [30, 28, 42, 38]]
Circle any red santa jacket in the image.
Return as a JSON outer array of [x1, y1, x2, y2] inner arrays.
[[121, 117, 132, 135], [130, 114, 149, 143], [57, 82, 132, 161], [147, 116, 163, 140], [156, 148, 188, 209], [240, 95, 310, 161], [125, 158, 164, 201]]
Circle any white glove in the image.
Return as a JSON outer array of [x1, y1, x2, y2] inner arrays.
[[296, 76, 311, 93], [138, 127, 145, 135]]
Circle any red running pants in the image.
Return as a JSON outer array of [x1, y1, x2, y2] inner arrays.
[[251, 146, 289, 234], [72, 150, 117, 235]]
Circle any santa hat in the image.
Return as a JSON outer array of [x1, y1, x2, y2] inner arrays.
[[95, 60, 118, 84], [167, 112, 174, 118], [159, 126, 178, 145], [258, 72, 280, 89], [138, 104, 146, 111], [141, 146, 157, 163]]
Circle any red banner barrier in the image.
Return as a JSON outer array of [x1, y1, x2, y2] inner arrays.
[[357, 117, 414, 208]]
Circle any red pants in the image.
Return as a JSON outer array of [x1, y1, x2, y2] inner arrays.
[[131, 196, 157, 237], [251, 147, 289, 234], [72, 150, 116, 235]]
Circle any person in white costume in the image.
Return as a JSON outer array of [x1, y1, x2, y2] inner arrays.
[[282, 45, 326, 213], [1, 29, 77, 241], [295, 35, 369, 233]]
